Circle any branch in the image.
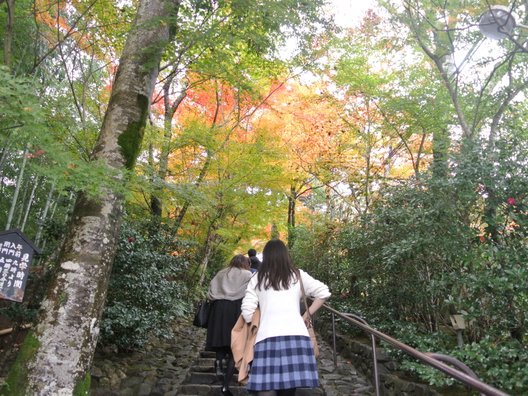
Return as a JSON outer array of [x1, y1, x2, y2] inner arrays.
[[415, 130, 426, 177], [30, 0, 98, 73], [374, 102, 417, 170], [404, 1, 473, 138], [489, 79, 528, 147], [470, 51, 514, 132], [1, 123, 24, 131], [57, 28, 84, 124]]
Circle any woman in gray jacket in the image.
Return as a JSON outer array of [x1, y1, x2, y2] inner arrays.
[[206, 254, 253, 395]]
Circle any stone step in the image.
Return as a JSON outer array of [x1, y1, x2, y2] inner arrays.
[[177, 384, 324, 396], [177, 384, 248, 396], [184, 351, 326, 394], [187, 371, 216, 385], [89, 319, 376, 396], [192, 358, 217, 372], [297, 387, 325, 395], [187, 371, 240, 386]]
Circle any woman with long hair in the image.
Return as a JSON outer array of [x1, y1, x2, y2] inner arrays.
[[241, 239, 331, 396], [207, 254, 253, 396]]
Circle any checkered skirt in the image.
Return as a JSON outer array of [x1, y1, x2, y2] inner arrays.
[[247, 335, 319, 391]]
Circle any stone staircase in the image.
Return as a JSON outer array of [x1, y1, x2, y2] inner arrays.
[[176, 351, 324, 396], [89, 318, 374, 395]]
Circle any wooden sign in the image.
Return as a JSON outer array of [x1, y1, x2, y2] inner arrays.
[[0, 229, 40, 302]]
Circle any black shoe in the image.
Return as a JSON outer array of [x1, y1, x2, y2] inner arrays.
[[221, 386, 233, 396]]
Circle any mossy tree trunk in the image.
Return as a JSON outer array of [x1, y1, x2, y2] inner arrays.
[[2, 0, 180, 394]]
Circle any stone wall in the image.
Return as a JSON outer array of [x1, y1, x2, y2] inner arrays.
[[90, 318, 207, 395], [315, 320, 443, 396]]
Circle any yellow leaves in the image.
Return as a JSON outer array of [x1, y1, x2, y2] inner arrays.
[[254, 81, 349, 177]]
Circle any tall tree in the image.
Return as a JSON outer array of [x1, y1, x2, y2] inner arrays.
[[251, 81, 356, 242], [146, 0, 333, 219], [2, 0, 179, 393], [382, 0, 528, 239]]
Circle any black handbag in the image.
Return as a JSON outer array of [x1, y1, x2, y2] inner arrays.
[[193, 300, 211, 328]]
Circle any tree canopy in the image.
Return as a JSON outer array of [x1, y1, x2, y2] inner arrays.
[[1, 0, 527, 393]]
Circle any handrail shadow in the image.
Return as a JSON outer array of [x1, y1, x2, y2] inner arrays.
[[320, 303, 509, 396]]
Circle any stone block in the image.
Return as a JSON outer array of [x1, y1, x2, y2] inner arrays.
[[137, 383, 152, 396], [376, 350, 391, 362], [189, 371, 218, 385], [177, 384, 212, 395], [91, 366, 104, 378], [120, 376, 143, 388]]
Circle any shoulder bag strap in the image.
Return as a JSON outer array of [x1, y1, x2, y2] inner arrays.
[[299, 274, 313, 324]]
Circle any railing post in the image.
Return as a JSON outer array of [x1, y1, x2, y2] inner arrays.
[[370, 332, 380, 396], [331, 313, 337, 368], [344, 313, 381, 396]]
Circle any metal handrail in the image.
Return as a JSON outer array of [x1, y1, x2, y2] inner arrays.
[[321, 303, 509, 396]]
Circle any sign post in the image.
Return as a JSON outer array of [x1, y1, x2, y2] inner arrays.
[[0, 229, 40, 302]]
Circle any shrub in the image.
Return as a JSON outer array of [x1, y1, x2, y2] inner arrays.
[[400, 336, 528, 392], [99, 220, 194, 351]]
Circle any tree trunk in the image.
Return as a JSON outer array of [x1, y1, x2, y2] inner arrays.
[[15, 173, 30, 227], [3, 0, 14, 67], [34, 180, 55, 246], [173, 150, 211, 233], [150, 82, 187, 217], [198, 229, 218, 286], [5, 145, 28, 230], [20, 175, 40, 232], [287, 186, 297, 247], [4, 0, 179, 394], [0, 138, 13, 179], [431, 128, 449, 180]]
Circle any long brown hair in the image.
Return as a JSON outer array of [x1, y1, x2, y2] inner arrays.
[[257, 239, 298, 290]]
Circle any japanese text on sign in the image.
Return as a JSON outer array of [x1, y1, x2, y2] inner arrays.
[[0, 230, 38, 303]]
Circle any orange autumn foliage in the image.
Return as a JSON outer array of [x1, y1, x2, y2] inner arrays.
[[33, 0, 124, 63], [254, 81, 349, 179], [34, 0, 89, 50]]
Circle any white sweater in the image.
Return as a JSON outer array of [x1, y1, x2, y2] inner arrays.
[[241, 269, 331, 343]]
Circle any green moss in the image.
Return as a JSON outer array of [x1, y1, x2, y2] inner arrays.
[[59, 292, 68, 305], [1, 332, 40, 396], [73, 373, 91, 396], [117, 94, 149, 169]]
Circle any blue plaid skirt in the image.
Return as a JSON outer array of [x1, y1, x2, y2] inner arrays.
[[247, 335, 319, 391]]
